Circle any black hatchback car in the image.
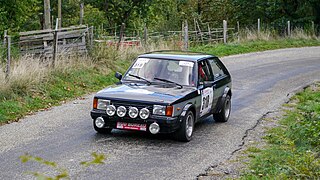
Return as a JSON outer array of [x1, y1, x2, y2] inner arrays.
[[91, 51, 232, 141]]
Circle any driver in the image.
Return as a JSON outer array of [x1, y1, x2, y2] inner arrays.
[[144, 60, 159, 80]]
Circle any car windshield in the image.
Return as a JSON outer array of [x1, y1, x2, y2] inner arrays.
[[123, 58, 196, 86]]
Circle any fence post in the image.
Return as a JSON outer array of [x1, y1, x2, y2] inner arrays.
[[53, 18, 59, 67], [117, 23, 125, 50], [44, 0, 51, 29], [183, 20, 189, 51], [80, 3, 84, 25], [5, 35, 11, 80], [237, 21, 240, 42], [58, 0, 62, 28], [90, 26, 94, 48], [258, 18, 260, 35], [287, 21, 291, 37], [223, 20, 227, 44], [195, 20, 203, 43], [311, 21, 315, 35], [207, 23, 212, 41], [143, 24, 148, 47], [3, 30, 7, 45], [181, 21, 184, 41]]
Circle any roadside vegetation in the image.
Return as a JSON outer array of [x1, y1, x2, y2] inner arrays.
[[0, 43, 171, 124], [20, 152, 105, 179], [0, 32, 320, 124], [192, 28, 320, 56], [241, 83, 320, 179]]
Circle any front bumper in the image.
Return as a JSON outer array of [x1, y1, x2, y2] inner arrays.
[[91, 109, 181, 133]]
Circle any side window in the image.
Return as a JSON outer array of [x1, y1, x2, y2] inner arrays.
[[208, 58, 226, 79], [198, 60, 213, 84]]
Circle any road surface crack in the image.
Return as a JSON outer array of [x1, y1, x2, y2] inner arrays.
[[197, 110, 276, 179]]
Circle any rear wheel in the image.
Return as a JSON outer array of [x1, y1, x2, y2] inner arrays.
[[93, 120, 112, 134], [213, 95, 231, 122], [174, 111, 194, 142]]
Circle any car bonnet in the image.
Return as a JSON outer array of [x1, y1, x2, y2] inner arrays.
[[95, 83, 197, 105]]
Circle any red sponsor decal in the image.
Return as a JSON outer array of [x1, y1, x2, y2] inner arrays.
[[117, 122, 147, 131]]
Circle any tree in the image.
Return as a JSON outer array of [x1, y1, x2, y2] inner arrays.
[[0, 0, 42, 34]]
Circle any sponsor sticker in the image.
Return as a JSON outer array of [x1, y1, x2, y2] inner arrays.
[[126, 89, 154, 94], [179, 61, 194, 67], [116, 122, 147, 131], [132, 58, 149, 69]]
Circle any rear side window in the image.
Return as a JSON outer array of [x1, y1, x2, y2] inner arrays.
[[208, 58, 226, 79]]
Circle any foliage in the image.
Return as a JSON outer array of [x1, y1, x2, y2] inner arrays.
[[288, 86, 320, 147], [83, 0, 153, 31], [1, 0, 320, 35], [20, 152, 105, 179], [241, 83, 320, 179], [83, 5, 107, 29], [0, 0, 42, 35]]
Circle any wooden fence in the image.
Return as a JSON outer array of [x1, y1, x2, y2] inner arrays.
[[19, 25, 93, 58]]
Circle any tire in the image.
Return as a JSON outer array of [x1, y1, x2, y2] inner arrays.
[[174, 111, 194, 142], [213, 95, 231, 122], [93, 120, 112, 134]]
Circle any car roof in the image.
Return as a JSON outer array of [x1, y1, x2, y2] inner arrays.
[[138, 50, 215, 62]]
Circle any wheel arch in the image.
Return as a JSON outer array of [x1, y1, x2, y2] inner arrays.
[[223, 86, 232, 98], [181, 103, 196, 118], [215, 86, 232, 113]]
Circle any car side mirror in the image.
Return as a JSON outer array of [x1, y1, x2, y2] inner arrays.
[[203, 81, 214, 88], [115, 72, 122, 80]]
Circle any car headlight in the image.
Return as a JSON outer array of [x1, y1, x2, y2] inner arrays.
[[97, 99, 111, 110], [106, 105, 116, 116], [153, 105, 173, 117], [139, 108, 150, 119], [153, 105, 166, 115], [117, 106, 127, 117], [128, 107, 139, 118]]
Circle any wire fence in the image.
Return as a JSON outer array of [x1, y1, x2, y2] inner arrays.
[[1, 18, 318, 80]]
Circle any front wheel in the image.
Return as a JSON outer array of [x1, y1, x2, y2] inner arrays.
[[174, 111, 194, 142], [213, 95, 231, 122]]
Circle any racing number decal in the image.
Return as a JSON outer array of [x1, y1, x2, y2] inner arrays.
[[202, 96, 210, 110], [200, 87, 214, 117]]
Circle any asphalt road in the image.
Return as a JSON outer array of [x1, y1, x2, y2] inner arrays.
[[0, 47, 319, 180]]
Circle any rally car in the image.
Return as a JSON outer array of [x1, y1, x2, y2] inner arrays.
[[91, 51, 232, 141]]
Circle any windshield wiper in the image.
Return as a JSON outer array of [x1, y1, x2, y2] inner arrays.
[[128, 74, 151, 85], [154, 77, 183, 89]]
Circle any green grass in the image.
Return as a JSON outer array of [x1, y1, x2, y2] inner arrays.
[[240, 83, 320, 179], [191, 39, 320, 57], [0, 38, 319, 124], [0, 67, 118, 124]]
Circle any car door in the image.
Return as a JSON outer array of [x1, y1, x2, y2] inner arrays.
[[207, 58, 229, 112], [198, 59, 215, 118]]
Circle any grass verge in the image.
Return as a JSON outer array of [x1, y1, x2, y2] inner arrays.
[[191, 38, 320, 57], [240, 83, 320, 179], [0, 66, 118, 124], [0, 38, 319, 124]]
